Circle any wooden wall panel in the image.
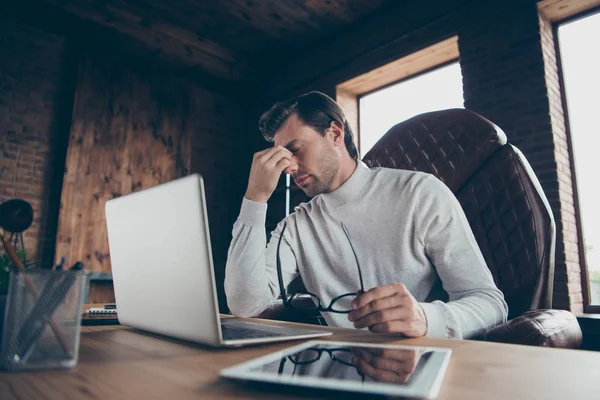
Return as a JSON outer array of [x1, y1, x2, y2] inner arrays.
[[55, 52, 242, 305], [56, 53, 190, 273]]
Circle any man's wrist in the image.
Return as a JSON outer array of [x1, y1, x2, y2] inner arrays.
[[244, 190, 269, 203]]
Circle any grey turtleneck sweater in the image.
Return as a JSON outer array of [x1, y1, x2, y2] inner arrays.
[[225, 162, 508, 339]]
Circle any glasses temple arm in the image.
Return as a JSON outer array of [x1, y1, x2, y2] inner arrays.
[[276, 223, 289, 304], [341, 223, 365, 292]]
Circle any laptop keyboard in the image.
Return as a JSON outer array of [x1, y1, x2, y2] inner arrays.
[[221, 324, 286, 340]]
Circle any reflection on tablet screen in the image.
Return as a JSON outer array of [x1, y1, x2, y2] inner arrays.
[[251, 343, 432, 385]]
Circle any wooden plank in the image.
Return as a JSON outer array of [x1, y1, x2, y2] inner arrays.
[[54, 51, 243, 304], [335, 88, 360, 152], [538, 0, 600, 21], [337, 36, 459, 95], [42, 0, 249, 80], [54, 54, 195, 282], [40, 0, 399, 81]]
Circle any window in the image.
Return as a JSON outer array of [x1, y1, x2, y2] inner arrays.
[[358, 62, 464, 155], [558, 11, 600, 308], [336, 36, 461, 157]]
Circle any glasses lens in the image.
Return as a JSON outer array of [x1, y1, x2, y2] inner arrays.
[[330, 349, 354, 366], [289, 293, 320, 310], [329, 293, 357, 313], [289, 348, 321, 364]]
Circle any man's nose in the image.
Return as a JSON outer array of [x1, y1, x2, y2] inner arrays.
[[284, 158, 298, 175]]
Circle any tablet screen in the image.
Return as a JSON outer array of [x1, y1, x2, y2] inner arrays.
[[252, 342, 433, 384], [221, 341, 452, 398]]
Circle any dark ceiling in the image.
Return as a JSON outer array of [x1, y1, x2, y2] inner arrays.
[[40, 0, 399, 82]]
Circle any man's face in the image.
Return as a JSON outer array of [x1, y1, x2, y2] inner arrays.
[[273, 114, 340, 197]]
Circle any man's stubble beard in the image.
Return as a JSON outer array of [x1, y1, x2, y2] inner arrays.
[[302, 144, 340, 197]]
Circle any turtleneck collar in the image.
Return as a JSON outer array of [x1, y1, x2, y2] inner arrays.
[[319, 161, 371, 207]]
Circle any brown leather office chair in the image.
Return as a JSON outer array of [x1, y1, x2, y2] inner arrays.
[[259, 108, 582, 348], [361, 108, 581, 348]]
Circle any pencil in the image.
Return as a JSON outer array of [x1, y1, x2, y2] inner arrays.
[[0, 230, 72, 355]]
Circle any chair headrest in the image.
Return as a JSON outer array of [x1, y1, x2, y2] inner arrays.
[[362, 108, 507, 192]]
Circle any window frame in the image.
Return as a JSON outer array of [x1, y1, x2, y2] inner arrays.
[[356, 58, 460, 155], [553, 6, 600, 313]]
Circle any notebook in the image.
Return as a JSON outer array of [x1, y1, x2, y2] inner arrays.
[[81, 305, 119, 325], [104, 174, 331, 347]]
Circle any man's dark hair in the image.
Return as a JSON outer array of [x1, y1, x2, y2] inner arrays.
[[258, 91, 359, 161]]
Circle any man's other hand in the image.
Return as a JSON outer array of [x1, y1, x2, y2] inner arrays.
[[350, 347, 423, 383], [245, 146, 292, 203], [348, 283, 427, 337]]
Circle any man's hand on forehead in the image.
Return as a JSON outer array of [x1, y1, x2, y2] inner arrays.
[[245, 145, 293, 203]]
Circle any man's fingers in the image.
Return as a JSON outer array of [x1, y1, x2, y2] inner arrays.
[[353, 358, 411, 384], [259, 146, 291, 163], [351, 283, 408, 310], [253, 147, 276, 159], [275, 157, 291, 172], [357, 347, 418, 364], [351, 348, 415, 373], [349, 292, 408, 322], [351, 305, 412, 329], [265, 148, 292, 168]]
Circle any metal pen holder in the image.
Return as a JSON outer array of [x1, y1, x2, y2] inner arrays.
[[0, 269, 89, 371]]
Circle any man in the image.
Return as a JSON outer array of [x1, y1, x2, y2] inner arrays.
[[225, 91, 508, 339]]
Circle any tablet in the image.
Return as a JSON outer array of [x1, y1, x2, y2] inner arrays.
[[220, 340, 451, 398]]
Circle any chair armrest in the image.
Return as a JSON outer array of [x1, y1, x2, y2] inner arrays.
[[483, 309, 582, 348], [256, 295, 325, 325]]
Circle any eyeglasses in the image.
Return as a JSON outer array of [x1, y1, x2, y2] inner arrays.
[[289, 347, 355, 366], [276, 221, 365, 313], [277, 347, 365, 381]]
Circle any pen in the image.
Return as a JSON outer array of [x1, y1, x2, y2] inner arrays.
[[0, 229, 71, 355]]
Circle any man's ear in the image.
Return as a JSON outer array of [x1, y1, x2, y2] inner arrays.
[[328, 121, 345, 146]]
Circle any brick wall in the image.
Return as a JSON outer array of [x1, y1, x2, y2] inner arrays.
[[459, 2, 581, 311], [0, 17, 72, 267], [538, 12, 582, 311]]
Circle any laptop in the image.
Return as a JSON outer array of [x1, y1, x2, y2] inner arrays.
[[104, 174, 331, 347]]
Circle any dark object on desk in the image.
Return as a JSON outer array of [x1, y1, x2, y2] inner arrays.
[[81, 313, 120, 325], [82, 305, 119, 325]]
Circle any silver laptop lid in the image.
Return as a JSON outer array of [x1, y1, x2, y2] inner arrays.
[[105, 174, 222, 346]]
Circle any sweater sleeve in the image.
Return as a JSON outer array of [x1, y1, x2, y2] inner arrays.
[[416, 176, 508, 339], [224, 197, 299, 317]]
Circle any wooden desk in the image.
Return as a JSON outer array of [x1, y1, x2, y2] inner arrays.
[[1, 316, 598, 399]]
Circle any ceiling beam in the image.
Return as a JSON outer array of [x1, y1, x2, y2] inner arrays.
[[0, 0, 254, 96], [41, 0, 251, 81]]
